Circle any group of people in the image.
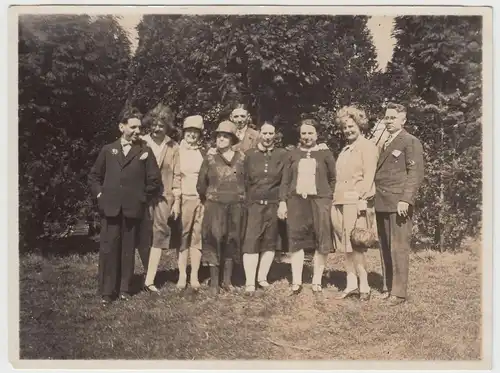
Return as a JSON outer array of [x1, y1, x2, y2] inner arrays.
[[88, 102, 424, 307]]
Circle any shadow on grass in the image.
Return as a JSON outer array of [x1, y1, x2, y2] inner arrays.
[[25, 236, 100, 258]]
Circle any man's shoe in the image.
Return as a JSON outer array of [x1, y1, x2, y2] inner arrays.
[[119, 292, 132, 301], [388, 295, 406, 306], [101, 295, 114, 305]]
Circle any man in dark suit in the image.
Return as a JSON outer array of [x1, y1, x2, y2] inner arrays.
[[89, 107, 162, 304], [374, 102, 424, 306], [230, 104, 260, 152]]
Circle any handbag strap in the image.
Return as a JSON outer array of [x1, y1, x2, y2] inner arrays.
[[354, 210, 372, 230]]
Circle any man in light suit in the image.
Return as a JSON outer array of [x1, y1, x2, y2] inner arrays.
[[89, 107, 162, 304], [374, 102, 424, 306]]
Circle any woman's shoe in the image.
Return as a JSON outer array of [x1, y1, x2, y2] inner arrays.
[[335, 288, 359, 300], [312, 284, 323, 294], [290, 284, 303, 296], [190, 281, 201, 291], [244, 285, 256, 295], [144, 284, 159, 293], [258, 281, 270, 289], [360, 292, 371, 301]]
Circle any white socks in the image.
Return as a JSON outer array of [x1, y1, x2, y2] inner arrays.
[[290, 249, 305, 285], [145, 247, 162, 286], [312, 252, 327, 286], [177, 249, 189, 287], [189, 247, 202, 286], [345, 252, 358, 291], [257, 251, 275, 283], [354, 251, 370, 293], [243, 253, 259, 287], [344, 252, 370, 293]]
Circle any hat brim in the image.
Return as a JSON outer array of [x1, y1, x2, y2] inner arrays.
[[183, 126, 203, 131], [214, 130, 240, 145]]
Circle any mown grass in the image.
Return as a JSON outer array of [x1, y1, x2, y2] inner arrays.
[[19, 243, 482, 360]]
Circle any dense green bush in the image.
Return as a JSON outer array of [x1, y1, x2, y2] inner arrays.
[[18, 15, 131, 249]]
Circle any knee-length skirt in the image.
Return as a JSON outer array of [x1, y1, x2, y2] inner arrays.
[[331, 200, 378, 253], [286, 195, 335, 254], [201, 200, 245, 266]]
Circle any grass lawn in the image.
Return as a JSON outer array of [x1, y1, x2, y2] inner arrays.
[[19, 240, 482, 360]]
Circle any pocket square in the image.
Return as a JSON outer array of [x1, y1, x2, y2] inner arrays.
[[140, 152, 148, 160], [392, 150, 402, 157]]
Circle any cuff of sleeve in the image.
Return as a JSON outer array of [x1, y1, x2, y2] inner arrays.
[[399, 196, 413, 205]]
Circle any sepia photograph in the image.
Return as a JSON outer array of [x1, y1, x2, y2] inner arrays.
[[9, 3, 493, 370]]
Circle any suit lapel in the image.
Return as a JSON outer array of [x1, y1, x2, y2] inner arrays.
[[377, 130, 406, 170], [123, 143, 142, 168], [112, 139, 125, 168]]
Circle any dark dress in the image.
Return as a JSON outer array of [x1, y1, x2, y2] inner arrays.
[[242, 146, 288, 254], [279, 147, 337, 254], [196, 150, 246, 266]]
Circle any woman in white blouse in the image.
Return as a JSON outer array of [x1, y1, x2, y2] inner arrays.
[[331, 106, 379, 301]]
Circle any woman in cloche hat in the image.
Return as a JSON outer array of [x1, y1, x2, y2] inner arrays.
[[196, 120, 246, 295], [176, 115, 208, 291]]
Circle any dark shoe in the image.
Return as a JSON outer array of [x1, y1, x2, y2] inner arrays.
[[360, 292, 371, 301], [101, 295, 114, 304], [335, 288, 359, 300], [119, 292, 132, 301], [388, 295, 406, 306]]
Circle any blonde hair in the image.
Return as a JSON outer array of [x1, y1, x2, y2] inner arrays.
[[335, 106, 369, 131]]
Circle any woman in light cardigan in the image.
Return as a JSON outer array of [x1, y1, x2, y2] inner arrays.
[[331, 106, 379, 301], [141, 103, 182, 293], [176, 115, 207, 290]]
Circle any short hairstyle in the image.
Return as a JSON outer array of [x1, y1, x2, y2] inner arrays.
[[144, 103, 175, 130], [148, 103, 175, 123], [232, 102, 250, 112], [386, 102, 407, 114], [335, 105, 369, 131], [260, 120, 276, 130], [119, 107, 143, 124], [299, 118, 320, 131]]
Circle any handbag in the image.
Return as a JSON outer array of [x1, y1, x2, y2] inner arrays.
[[350, 208, 378, 253]]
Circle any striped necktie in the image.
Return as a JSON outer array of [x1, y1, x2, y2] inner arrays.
[[383, 135, 393, 150]]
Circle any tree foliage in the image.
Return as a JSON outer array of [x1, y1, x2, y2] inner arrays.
[[18, 14, 132, 248], [126, 15, 380, 150]]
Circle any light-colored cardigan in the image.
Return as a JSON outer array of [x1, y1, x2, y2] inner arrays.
[[333, 135, 379, 205], [141, 134, 181, 199]]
